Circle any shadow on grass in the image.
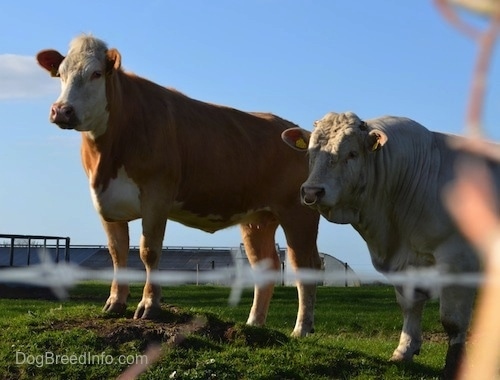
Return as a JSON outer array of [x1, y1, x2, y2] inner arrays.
[[286, 345, 443, 380]]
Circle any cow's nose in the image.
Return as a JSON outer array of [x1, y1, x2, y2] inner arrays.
[[301, 185, 325, 206], [50, 103, 75, 124]]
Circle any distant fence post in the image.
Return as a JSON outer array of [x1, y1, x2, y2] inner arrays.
[[55, 239, 60, 263], [344, 262, 348, 287], [196, 263, 199, 285], [9, 237, 14, 266], [65, 238, 70, 262], [27, 238, 32, 266]]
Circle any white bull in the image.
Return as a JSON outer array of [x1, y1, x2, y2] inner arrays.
[[282, 111, 498, 379]]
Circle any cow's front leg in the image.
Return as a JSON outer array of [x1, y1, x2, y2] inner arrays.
[[102, 220, 130, 315], [134, 213, 167, 320], [279, 208, 321, 337], [240, 217, 280, 327], [390, 286, 427, 362]]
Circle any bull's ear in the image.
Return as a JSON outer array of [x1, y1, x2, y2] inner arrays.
[[36, 49, 65, 77], [105, 48, 121, 74], [281, 128, 311, 151], [366, 129, 387, 152]]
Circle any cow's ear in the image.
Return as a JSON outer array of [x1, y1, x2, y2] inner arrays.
[[366, 129, 387, 152], [36, 50, 65, 77], [105, 48, 121, 74], [281, 128, 311, 151]]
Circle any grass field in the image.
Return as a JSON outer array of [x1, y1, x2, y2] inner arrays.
[[0, 283, 447, 379]]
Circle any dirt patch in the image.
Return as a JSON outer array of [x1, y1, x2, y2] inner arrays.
[[47, 305, 288, 350], [423, 332, 448, 343]]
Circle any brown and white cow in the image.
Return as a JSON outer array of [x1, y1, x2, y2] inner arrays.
[[36, 35, 321, 336], [282, 111, 500, 378]]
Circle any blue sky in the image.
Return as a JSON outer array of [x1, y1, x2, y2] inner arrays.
[[0, 1, 498, 279]]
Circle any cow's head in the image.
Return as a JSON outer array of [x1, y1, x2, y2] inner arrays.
[[36, 35, 121, 137], [282, 111, 387, 224]]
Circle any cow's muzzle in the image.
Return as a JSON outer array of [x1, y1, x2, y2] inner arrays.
[[301, 185, 325, 206], [50, 102, 78, 129]]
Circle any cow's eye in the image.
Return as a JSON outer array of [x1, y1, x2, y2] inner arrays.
[[344, 151, 358, 164], [347, 151, 358, 160], [90, 71, 102, 80]]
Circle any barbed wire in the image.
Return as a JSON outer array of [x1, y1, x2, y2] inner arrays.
[[0, 247, 488, 302]]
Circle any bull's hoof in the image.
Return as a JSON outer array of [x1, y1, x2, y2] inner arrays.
[[133, 304, 162, 320], [291, 327, 315, 338], [443, 343, 464, 380], [389, 349, 419, 362], [102, 302, 127, 315]]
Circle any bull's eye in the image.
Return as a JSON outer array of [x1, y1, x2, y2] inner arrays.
[[344, 151, 358, 164], [347, 151, 358, 160], [90, 71, 103, 80]]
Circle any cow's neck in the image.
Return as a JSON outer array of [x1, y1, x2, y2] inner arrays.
[[81, 70, 145, 191], [353, 130, 438, 272], [81, 130, 122, 192]]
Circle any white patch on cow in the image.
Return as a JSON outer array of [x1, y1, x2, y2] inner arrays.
[[90, 167, 141, 221]]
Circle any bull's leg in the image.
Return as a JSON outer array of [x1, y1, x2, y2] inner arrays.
[[435, 240, 479, 379], [240, 216, 280, 327], [279, 207, 321, 337], [440, 284, 476, 380], [390, 286, 427, 362], [134, 212, 167, 320], [102, 220, 130, 315]]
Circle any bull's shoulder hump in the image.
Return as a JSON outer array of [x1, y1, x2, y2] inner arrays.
[[366, 115, 430, 133]]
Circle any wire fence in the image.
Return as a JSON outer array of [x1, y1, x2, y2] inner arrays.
[[0, 244, 488, 301]]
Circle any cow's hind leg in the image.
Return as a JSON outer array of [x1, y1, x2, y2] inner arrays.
[[440, 284, 476, 380], [279, 207, 321, 337], [240, 214, 280, 327], [435, 240, 479, 379], [390, 286, 427, 362], [102, 220, 130, 315]]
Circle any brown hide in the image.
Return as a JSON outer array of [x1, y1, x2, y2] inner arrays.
[[82, 65, 309, 230]]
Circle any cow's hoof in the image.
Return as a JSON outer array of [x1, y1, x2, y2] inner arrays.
[[389, 349, 418, 362], [133, 304, 162, 320], [291, 327, 314, 338], [443, 343, 464, 380], [102, 302, 127, 315], [389, 353, 403, 362]]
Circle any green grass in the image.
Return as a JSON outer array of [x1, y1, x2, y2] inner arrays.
[[0, 283, 445, 379]]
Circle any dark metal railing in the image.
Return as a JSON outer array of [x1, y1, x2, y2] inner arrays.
[[0, 234, 70, 266]]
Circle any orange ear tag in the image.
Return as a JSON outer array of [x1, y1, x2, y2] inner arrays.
[[295, 138, 307, 149]]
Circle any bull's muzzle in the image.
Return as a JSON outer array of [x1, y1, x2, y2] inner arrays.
[[50, 102, 78, 129], [301, 185, 325, 206]]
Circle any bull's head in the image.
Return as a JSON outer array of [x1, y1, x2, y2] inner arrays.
[[36, 35, 121, 137], [282, 111, 387, 224]]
